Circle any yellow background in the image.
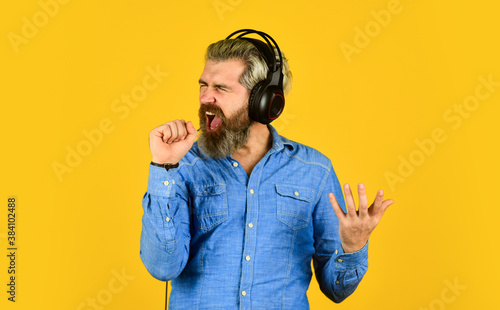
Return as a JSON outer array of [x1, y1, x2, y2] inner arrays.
[[2, 0, 499, 309]]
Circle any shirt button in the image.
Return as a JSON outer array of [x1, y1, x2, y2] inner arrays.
[[241, 291, 247, 296], [337, 258, 343, 263], [248, 223, 253, 228], [294, 191, 299, 196], [163, 181, 169, 186], [172, 180, 175, 184], [336, 281, 340, 284], [232, 162, 238, 167], [245, 256, 251, 261], [166, 217, 171, 222], [250, 189, 255, 194], [335, 250, 338, 255]]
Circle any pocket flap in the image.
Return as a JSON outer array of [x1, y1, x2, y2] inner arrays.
[[275, 184, 314, 202], [191, 184, 226, 196]]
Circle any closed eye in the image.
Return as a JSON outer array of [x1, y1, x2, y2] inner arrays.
[[198, 79, 208, 89], [198, 80, 231, 92]]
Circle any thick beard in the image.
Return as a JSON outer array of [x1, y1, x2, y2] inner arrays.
[[197, 104, 252, 159]]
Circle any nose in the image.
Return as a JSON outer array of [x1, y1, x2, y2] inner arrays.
[[199, 87, 216, 105]]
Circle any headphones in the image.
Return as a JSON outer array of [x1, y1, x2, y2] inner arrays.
[[225, 29, 285, 124]]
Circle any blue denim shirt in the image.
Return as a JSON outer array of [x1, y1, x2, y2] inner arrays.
[[140, 125, 368, 309]]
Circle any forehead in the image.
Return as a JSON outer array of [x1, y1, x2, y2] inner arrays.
[[200, 59, 246, 85]]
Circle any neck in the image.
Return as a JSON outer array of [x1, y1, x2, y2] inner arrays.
[[232, 123, 272, 174]]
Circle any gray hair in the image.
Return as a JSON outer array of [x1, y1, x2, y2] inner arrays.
[[205, 39, 292, 95]]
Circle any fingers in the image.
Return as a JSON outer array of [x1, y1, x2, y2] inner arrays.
[[370, 189, 384, 215], [150, 123, 170, 142], [376, 198, 395, 220], [342, 184, 394, 219], [152, 120, 186, 144], [167, 120, 188, 144], [343, 184, 357, 217], [166, 122, 177, 143], [358, 183, 369, 218], [329, 193, 346, 220], [150, 119, 194, 144], [370, 189, 395, 219]]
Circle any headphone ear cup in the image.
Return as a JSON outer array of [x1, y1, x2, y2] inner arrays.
[[248, 81, 265, 123], [267, 87, 285, 121], [248, 81, 285, 124]]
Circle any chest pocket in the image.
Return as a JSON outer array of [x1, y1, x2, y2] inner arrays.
[[276, 184, 315, 230], [190, 184, 228, 232]]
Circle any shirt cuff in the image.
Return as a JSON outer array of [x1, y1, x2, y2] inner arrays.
[[147, 163, 178, 197], [333, 241, 369, 270]]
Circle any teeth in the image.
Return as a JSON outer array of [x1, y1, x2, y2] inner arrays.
[[206, 111, 215, 115]]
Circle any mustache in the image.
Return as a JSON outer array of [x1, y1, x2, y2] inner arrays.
[[199, 104, 226, 120]]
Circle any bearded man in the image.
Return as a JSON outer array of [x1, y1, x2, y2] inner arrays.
[[140, 29, 394, 309]]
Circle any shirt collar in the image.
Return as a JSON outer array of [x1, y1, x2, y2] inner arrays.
[[268, 124, 295, 152]]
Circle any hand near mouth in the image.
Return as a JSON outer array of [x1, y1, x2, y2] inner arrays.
[[149, 119, 198, 165]]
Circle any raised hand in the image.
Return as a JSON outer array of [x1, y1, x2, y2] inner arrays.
[[149, 119, 198, 164], [329, 183, 394, 253]]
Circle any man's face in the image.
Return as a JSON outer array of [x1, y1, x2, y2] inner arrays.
[[197, 59, 253, 158]]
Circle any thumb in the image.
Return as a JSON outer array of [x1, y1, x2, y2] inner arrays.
[[186, 121, 198, 142]]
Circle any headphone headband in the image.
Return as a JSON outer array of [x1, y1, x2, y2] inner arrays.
[[225, 29, 283, 73]]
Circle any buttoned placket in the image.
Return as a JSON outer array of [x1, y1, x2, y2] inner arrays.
[[229, 158, 248, 186], [239, 170, 259, 309], [237, 146, 279, 310]]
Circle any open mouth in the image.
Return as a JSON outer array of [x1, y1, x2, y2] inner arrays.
[[206, 111, 222, 133]]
